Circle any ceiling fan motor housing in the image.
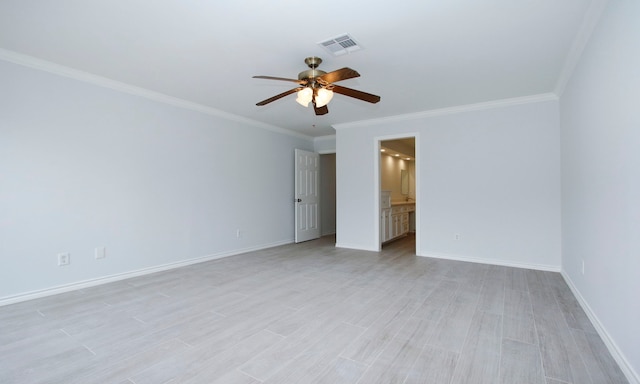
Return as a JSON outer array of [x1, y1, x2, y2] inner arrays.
[[298, 69, 327, 82], [298, 57, 326, 85]]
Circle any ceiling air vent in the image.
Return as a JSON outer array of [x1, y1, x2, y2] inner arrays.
[[318, 34, 362, 56]]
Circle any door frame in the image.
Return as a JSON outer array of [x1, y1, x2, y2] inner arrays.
[[374, 133, 420, 253]]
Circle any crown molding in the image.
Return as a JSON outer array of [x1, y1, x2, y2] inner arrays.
[[554, 0, 609, 96], [0, 48, 313, 141], [333, 93, 558, 130]]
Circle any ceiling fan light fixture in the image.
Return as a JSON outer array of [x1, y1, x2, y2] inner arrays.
[[295, 87, 313, 107], [314, 88, 334, 108], [253, 56, 380, 115]]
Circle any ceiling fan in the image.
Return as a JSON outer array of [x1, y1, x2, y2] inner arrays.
[[253, 57, 380, 115]]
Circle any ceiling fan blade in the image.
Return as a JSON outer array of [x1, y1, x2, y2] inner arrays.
[[256, 87, 302, 106], [332, 85, 381, 104], [314, 103, 329, 115], [253, 75, 306, 84], [318, 67, 360, 84]]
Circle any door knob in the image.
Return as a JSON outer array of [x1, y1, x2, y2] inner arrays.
[[295, 198, 302, 202]]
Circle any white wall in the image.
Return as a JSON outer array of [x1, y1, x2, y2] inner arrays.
[[560, 0, 640, 380], [336, 98, 561, 269], [0, 60, 313, 301], [313, 135, 336, 154]]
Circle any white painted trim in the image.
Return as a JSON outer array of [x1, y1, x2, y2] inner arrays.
[[0, 239, 293, 307], [334, 243, 379, 252], [0, 48, 312, 141], [373, 137, 382, 251], [554, 0, 609, 96], [561, 272, 640, 384], [414, 134, 421, 256], [419, 251, 561, 272], [333, 93, 559, 130]]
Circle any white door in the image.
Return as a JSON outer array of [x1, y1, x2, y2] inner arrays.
[[295, 149, 320, 243]]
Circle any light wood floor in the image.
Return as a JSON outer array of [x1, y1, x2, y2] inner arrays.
[[0, 234, 628, 384]]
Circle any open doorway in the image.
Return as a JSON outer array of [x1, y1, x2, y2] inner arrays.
[[379, 137, 416, 251], [319, 153, 336, 238]]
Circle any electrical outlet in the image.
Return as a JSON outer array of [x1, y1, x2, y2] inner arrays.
[[58, 253, 70, 266], [236, 229, 241, 239], [454, 233, 461, 241], [95, 246, 106, 260], [581, 260, 585, 275]]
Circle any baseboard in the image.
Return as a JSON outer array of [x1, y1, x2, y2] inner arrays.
[[0, 239, 293, 307], [335, 242, 380, 252], [561, 271, 640, 384], [419, 251, 561, 272]]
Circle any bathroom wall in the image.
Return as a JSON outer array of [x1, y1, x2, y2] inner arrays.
[[380, 154, 415, 201]]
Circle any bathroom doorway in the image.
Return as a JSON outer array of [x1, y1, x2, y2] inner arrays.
[[379, 137, 417, 252]]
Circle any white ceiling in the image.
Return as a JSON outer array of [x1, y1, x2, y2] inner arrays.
[[0, 0, 594, 137]]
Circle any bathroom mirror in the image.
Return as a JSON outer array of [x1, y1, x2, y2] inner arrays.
[[401, 169, 409, 195]]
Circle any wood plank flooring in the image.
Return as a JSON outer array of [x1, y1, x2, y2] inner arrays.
[[0, 235, 629, 384]]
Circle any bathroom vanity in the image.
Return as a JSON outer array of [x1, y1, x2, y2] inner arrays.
[[380, 191, 415, 243]]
